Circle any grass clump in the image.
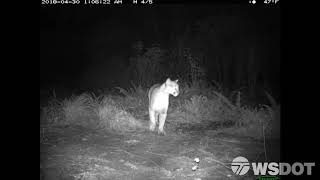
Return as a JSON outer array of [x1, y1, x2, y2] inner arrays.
[[94, 95, 144, 133], [60, 93, 97, 128], [40, 92, 145, 134]]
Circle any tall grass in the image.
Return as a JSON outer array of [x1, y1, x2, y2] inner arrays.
[[181, 95, 224, 124], [172, 84, 279, 139], [40, 92, 145, 133], [114, 83, 148, 117], [40, 78, 279, 140]]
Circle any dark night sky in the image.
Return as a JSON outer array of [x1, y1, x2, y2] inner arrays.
[[40, 4, 280, 96]]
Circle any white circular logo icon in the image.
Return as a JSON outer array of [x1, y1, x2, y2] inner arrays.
[[231, 156, 250, 175]]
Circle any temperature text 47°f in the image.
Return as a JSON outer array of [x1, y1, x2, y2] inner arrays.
[[264, 0, 280, 4]]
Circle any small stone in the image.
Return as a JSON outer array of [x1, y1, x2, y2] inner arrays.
[[192, 165, 198, 171]]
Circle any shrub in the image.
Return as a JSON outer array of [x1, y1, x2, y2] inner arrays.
[[129, 42, 166, 86]]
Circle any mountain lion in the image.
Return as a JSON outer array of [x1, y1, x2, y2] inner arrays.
[[148, 78, 179, 135]]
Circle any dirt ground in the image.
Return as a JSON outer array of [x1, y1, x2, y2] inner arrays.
[[40, 122, 280, 180]]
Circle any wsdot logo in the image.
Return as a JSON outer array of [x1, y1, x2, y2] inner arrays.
[[231, 156, 250, 175], [231, 156, 315, 176]]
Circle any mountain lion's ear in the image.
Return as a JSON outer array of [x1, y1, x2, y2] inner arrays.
[[166, 78, 171, 84]]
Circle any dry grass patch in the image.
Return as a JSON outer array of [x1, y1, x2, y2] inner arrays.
[[93, 95, 145, 133]]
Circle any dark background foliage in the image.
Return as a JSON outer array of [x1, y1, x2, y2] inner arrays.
[[40, 4, 280, 104]]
